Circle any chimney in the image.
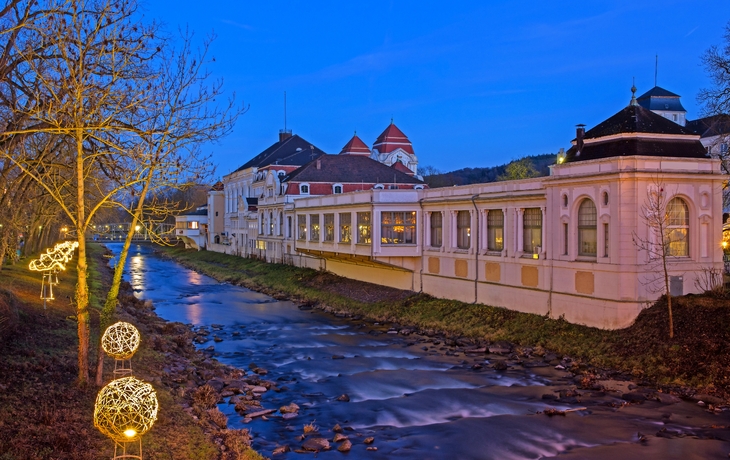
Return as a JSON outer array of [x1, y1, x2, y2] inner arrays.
[[576, 124, 585, 153], [316, 159, 321, 170], [279, 129, 292, 142]]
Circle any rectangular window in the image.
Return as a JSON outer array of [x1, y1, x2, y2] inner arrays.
[[523, 208, 542, 254], [456, 210, 470, 249], [381, 211, 417, 245], [297, 215, 306, 240], [357, 212, 371, 244], [563, 223, 568, 255], [487, 210, 503, 251], [310, 214, 320, 241], [324, 214, 335, 242], [287, 216, 292, 238], [339, 213, 351, 243], [259, 215, 264, 235], [187, 221, 199, 229], [430, 212, 442, 247], [604, 223, 609, 257]]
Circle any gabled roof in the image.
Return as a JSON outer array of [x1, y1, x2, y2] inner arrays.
[[564, 104, 707, 163], [339, 134, 371, 155], [373, 122, 414, 155], [391, 160, 413, 175], [686, 114, 730, 138], [637, 86, 686, 112], [283, 154, 424, 184], [234, 134, 326, 172], [210, 181, 224, 191]]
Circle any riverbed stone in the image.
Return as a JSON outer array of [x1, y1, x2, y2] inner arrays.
[[251, 385, 268, 393], [337, 439, 352, 452], [336, 394, 350, 402], [333, 433, 348, 443], [282, 412, 298, 420], [302, 437, 330, 452], [272, 445, 290, 455], [247, 409, 275, 418], [363, 437, 374, 444], [280, 403, 300, 414]]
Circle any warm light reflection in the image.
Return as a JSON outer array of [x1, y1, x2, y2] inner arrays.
[[124, 429, 137, 438]]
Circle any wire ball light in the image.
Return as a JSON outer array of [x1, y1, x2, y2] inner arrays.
[[94, 376, 159, 443], [102, 322, 141, 360]]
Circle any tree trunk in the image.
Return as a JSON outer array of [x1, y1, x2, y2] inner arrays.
[[0, 232, 8, 272], [75, 131, 89, 385]]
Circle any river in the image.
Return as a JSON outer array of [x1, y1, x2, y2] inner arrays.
[[110, 243, 730, 459]]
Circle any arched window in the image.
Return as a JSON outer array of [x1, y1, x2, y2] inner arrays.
[[300, 183, 309, 194], [333, 184, 343, 194], [666, 198, 689, 256], [578, 199, 597, 256]]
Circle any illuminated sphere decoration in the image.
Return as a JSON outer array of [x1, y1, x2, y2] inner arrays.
[[102, 322, 141, 360], [94, 376, 158, 443]]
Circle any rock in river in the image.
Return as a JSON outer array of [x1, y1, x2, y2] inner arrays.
[[302, 437, 330, 452]]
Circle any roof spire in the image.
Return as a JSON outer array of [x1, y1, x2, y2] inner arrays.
[[390, 117, 394, 125], [630, 78, 638, 106]]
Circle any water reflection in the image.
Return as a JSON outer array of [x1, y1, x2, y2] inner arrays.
[[109, 243, 730, 460]]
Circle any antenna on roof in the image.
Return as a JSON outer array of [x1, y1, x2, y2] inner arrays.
[[284, 91, 287, 132], [654, 55, 658, 87]]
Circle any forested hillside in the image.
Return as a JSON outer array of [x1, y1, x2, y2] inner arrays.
[[422, 153, 557, 188]]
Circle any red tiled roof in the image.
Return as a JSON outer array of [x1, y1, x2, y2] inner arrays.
[[391, 160, 413, 175], [373, 122, 414, 155], [339, 134, 371, 155]]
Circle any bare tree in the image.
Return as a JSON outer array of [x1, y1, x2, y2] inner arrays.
[[0, 0, 161, 385], [632, 178, 685, 339], [699, 21, 730, 117], [93, 31, 242, 384]]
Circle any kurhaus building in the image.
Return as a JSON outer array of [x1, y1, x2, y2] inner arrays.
[[199, 91, 725, 330]]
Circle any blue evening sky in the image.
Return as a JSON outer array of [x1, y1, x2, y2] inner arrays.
[[144, 1, 730, 176]]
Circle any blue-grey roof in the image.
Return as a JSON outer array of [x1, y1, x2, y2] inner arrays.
[[637, 86, 686, 112], [234, 134, 326, 172]]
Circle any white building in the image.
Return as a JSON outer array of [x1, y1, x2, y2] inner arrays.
[[202, 93, 725, 329]]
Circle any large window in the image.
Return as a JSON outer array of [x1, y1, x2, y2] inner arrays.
[[578, 199, 597, 256], [357, 212, 371, 244], [310, 214, 320, 242], [430, 212, 442, 248], [381, 211, 417, 245], [269, 212, 274, 235], [666, 198, 689, 257], [523, 208, 542, 254], [324, 214, 335, 242], [487, 209, 503, 251], [297, 215, 306, 240], [279, 211, 283, 236], [456, 211, 471, 249], [339, 213, 351, 243]]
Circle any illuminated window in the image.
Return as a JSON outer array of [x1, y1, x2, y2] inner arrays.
[[357, 212, 371, 244], [487, 210, 503, 251], [381, 211, 417, 245], [430, 212, 442, 248], [310, 214, 320, 241], [339, 213, 351, 243], [187, 221, 199, 229], [523, 208, 542, 254], [456, 211, 470, 249], [578, 199, 597, 256], [666, 198, 689, 257], [297, 215, 307, 240], [324, 214, 334, 241]]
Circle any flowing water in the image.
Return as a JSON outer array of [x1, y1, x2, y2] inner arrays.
[[111, 243, 730, 459]]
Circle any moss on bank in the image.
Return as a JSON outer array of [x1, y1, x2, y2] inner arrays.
[[160, 245, 730, 400]]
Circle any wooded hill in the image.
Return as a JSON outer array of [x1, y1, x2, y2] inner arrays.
[[422, 153, 557, 188]]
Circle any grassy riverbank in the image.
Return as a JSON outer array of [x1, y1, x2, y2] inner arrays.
[[0, 243, 262, 459], [161, 245, 730, 401]]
